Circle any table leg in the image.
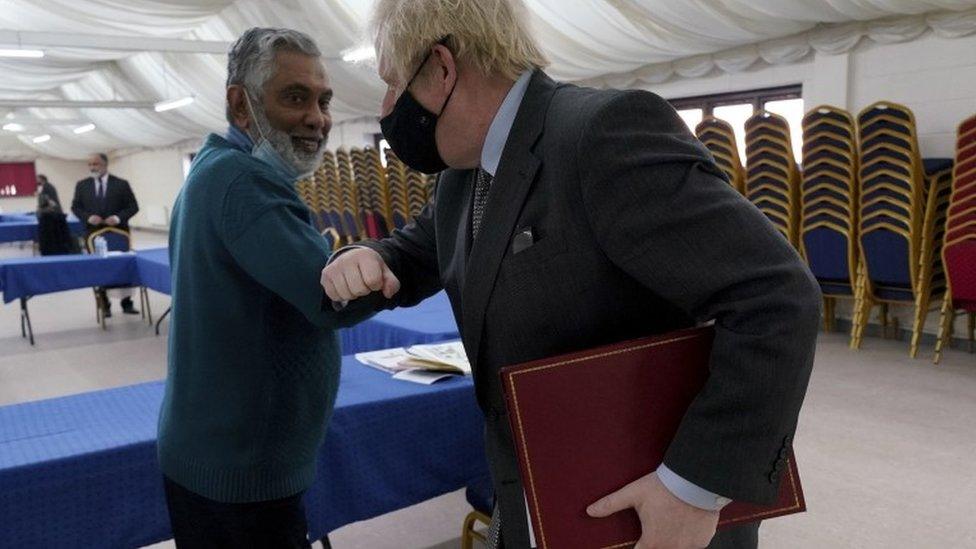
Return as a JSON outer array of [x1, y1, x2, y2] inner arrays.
[[155, 306, 171, 336], [319, 535, 332, 549], [20, 297, 34, 346], [141, 287, 154, 325]]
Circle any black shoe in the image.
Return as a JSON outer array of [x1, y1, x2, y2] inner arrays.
[[121, 297, 139, 315]]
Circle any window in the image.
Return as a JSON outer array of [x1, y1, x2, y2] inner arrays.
[[670, 85, 803, 163], [676, 108, 703, 133]]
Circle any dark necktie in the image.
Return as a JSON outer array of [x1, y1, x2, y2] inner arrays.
[[472, 168, 493, 241]]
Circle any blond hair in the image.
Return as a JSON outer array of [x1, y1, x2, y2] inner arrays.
[[370, 0, 548, 83]]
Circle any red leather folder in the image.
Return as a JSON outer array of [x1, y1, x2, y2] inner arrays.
[[500, 326, 805, 549]]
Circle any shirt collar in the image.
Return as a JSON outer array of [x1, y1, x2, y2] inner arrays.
[[225, 124, 254, 152], [480, 70, 533, 177]]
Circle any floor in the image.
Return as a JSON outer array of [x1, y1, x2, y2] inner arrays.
[[1, 235, 975, 548]]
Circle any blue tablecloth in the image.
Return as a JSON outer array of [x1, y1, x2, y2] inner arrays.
[[135, 248, 170, 295], [342, 291, 459, 352], [0, 356, 487, 548], [0, 214, 36, 223], [0, 254, 139, 304], [0, 215, 84, 243]]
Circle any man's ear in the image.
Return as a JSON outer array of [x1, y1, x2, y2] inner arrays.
[[430, 44, 457, 94], [227, 85, 250, 129]]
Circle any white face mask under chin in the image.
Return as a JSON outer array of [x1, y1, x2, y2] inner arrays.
[[243, 90, 318, 182]]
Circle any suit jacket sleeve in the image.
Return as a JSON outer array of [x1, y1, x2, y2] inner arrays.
[[576, 90, 821, 504], [353, 181, 444, 309], [71, 180, 90, 222], [115, 178, 139, 222]]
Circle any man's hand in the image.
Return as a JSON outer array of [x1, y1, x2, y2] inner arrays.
[[87, 215, 103, 225], [321, 247, 400, 302], [587, 471, 719, 549], [105, 215, 121, 227]]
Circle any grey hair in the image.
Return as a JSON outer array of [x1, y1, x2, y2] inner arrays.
[[225, 27, 322, 124], [92, 152, 108, 165]]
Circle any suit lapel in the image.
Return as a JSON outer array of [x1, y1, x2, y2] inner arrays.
[[460, 71, 558, 371]]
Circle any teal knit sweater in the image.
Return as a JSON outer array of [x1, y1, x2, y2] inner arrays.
[[158, 133, 371, 503]]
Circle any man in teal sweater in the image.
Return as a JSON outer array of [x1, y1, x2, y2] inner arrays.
[[158, 28, 388, 547]]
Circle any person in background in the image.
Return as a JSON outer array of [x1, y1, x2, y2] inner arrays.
[[323, 0, 821, 547], [36, 174, 61, 210], [71, 152, 140, 316], [157, 27, 377, 548]]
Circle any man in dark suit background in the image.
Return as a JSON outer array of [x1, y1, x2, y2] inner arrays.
[[72, 152, 140, 315], [324, 1, 821, 547]]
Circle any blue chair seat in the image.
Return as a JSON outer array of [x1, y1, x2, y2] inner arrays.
[[819, 280, 853, 296], [874, 284, 914, 302], [465, 475, 494, 515]]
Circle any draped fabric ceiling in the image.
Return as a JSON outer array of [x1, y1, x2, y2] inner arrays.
[[1, 0, 975, 160]]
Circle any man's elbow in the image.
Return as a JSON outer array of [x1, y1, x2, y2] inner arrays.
[[786, 262, 823, 339]]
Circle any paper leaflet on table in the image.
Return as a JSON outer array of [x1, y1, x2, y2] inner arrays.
[[355, 341, 471, 382]]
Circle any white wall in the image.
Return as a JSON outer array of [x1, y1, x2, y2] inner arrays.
[[330, 116, 381, 150], [109, 146, 192, 230]]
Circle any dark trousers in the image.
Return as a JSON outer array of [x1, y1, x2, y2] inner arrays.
[[163, 476, 312, 549]]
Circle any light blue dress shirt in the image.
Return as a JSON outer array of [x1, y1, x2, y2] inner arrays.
[[481, 70, 731, 513]]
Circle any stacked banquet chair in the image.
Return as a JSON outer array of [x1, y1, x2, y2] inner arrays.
[[744, 110, 802, 248], [934, 113, 976, 363], [295, 177, 316, 222], [695, 116, 746, 194], [799, 105, 860, 332], [316, 151, 347, 244], [367, 146, 396, 237], [424, 173, 439, 203], [335, 148, 364, 243], [384, 148, 414, 230], [351, 147, 392, 239], [850, 101, 953, 356], [408, 167, 433, 217]]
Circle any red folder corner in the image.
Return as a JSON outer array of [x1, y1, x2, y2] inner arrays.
[[501, 326, 805, 549]]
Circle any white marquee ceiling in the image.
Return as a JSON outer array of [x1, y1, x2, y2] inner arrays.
[[0, 0, 974, 160]]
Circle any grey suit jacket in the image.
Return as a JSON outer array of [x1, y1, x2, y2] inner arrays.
[[357, 70, 821, 547]]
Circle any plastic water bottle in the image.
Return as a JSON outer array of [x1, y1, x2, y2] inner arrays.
[[94, 236, 108, 257]]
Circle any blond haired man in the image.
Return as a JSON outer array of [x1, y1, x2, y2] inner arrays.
[[324, 1, 820, 547]]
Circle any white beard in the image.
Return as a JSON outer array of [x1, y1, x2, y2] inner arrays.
[[250, 104, 325, 176]]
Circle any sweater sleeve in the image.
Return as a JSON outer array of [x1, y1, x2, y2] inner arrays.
[[220, 174, 374, 328]]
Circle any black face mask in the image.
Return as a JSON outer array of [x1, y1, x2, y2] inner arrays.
[[380, 44, 457, 174]]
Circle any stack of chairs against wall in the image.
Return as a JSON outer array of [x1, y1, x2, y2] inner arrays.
[[744, 110, 802, 248], [934, 113, 976, 363], [800, 105, 860, 333], [406, 165, 432, 218], [317, 151, 347, 244], [424, 173, 439, 203], [696, 116, 746, 194], [350, 148, 382, 239], [384, 148, 413, 230], [295, 177, 316, 224], [335, 148, 364, 243], [851, 101, 952, 357]]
